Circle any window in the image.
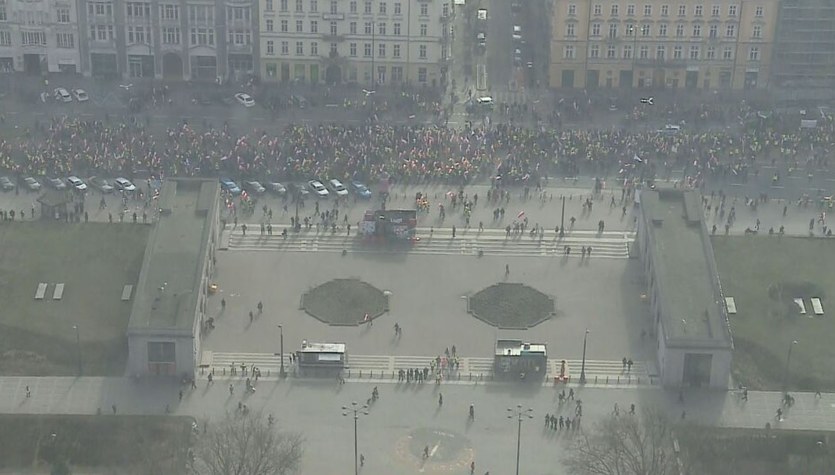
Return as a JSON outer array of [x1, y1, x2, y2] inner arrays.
[[330, 21, 337, 35], [350, 1, 356, 14], [725, 24, 735, 37], [311, 41, 318, 55], [296, 20, 303, 32], [89, 2, 114, 18], [752, 25, 761, 38], [608, 23, 618, 38], [394, 2, 401, 15], [749, 46, 759, 61], [266, 0, 273, 11], [377, 43, 385, 57], [330, 0, 337, 14], [607, 45, 616, 58], [310, 20, 317, 33], [627, 4, 634, 15], [419, 3, 427, 16], [623, 44, 633, 58], [675, 23, 684, 37], [57, 7, 71, 23], [392, 66, 402, 81], [281, 20, 288, 32], [728, 4, 736, 16], [419, 44, 427, 59], [189, 27, 214, 45], [568, 4, 576, 15], [280, 0, 288, 11], [678, 4, 685, 16], [661, 4, 668, 16], [418, 67, 426, 82], [591, 23, 601, 36], [0, 31, 9, 46], [281, 40, 288, 54], [330, 42, 337, 54], [161, 4, 178, 20], [228, 29, 250, 45], [659, 23, 667, 36], [590, 44, 599, 57], [711, 4, 719, 16], [349, 42, 357, 56], [296, 41, 303, 55], [563, 44, 575, 58], [296, 0, 303, 12], [310, 0, 317, 12], [626, 23, 635, 35], [188, 5, 214, 23], [20, 31, 45, 46], [694, 5, 702, 16], [393, 22, 400, 35], [722, 46, 732, 59], [127, 25, 148, 44], [641, 23, 650, 36], [419, 23, 426, 36], [673, 45, 682, 59], [126, 2, 151, 18], [364, 1, 371, 14], [566, 23, 575, 36], [709, 24, 717, 38], [706, 46, 715, 59], [378, 22, 386, 35], [148, 342, 175, 364], [379, 1, 386, 14], [755, 6, 763, 17], [350, 22, 357, 34], [656, 44, 665, 59], [693, 24, 701, 37], [56, 32, 74, 48], [643, 4, 651, 16], [226, 6, 250, 22], [266, 19, 273, 32], [689, 45, 699, 59], [593, 4, 601, 15], [0, 1, 6, 21], [393, 43, 400, 57], [611, 4, 619, 15], [267, 40, 275, 55], [90, 24, 115, 41], [364, 22, 372, 34], [639, 45, 649, 58], [364, 42, 371, 56], [162, 26, 180, 44]]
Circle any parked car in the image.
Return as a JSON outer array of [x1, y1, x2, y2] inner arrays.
[[66, 176, 88, 192], [308, 180, 329, 197], [47, 177, 66, 190], [477, 32, 487, 47], [54, 88, 72, 103], [265, 181, 287, 195], [477, 8, 488, 21], [219, 177, 242, 195], [0, 176, 13, 191], [89, 176, 114, 193], [350, 181, 373, 199], [72, 89, 89, 102], [512, 25, 522, 41], [327, 179, 349, 197], [243, 180, 266, 194], [23, 176, 41, 191], [234, 93, 255, 107], [513, 48, 523, 66], [287, 183, 310, 198], [114, 177, 137, 192]]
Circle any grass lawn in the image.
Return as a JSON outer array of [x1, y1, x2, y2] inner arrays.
[[712, 236, 835, 391], [0, 414, 192, 473], [302, 278, 388, 326], [469, 283, 555, 329], [0, 222, 149, 376]]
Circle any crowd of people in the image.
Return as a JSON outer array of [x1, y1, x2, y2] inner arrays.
[[0, 104, 831, 188]]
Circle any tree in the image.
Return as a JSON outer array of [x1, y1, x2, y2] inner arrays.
[[192, 411, 304, 475], [564, 407, 678, 475]]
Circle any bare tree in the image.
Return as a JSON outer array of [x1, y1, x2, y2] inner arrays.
[[564, 407, 678, 475], [192, 412, 303, 475]]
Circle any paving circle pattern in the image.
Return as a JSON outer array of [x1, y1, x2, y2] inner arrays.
[[394, 427, 474, 472]]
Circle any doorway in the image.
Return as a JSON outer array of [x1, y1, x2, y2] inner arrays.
[[162, 53, 184, 80], [683, 353, 712, 387], [585, 69, 599, 88], [326, 64, 341, 84], [23, 54, 42, 75], [619, 70, 633, 88], [561, 69, 574, 88], [685, 70, 698, 89]]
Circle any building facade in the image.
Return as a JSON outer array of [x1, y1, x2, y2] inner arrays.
[[0, 0, 82, 74], [771, 0, 835, 88], [259, 0, 451, 88], [76, 0, 259, 80], [549, 0, 777, 90]]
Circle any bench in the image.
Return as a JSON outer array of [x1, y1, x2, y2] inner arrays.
[[34, 283, 48, 300], [53, 283, 65, 300], [725, 297, 737, 315], [811, 297, 824, 316], [121, 285, 133, 301], [793, 298, 807, 315]]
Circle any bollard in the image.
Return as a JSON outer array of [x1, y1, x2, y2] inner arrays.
[[223, 368, 226, 376], [606, 376, 609, 384], [370, 370, 373, 378], [359, 370, 362, 378], [200, 367, 204, 375], [267, 369, 270, 377], [637, 377, 640, 384], [617, 376, 620, 384], [595, 375, 598, 384], [347, 369, 351, 378], [628, 376, 631, 384]]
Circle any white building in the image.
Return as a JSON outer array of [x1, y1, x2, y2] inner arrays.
[[0, 0, 82, 74], [259, 0, 452, 88]]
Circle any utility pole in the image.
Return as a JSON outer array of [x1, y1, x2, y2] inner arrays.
[[507, 404, 533, 475], [579, 329, 589, 384], [72, 324, 82, 376], [782, 339, 798, 395], [342, 401, 369, 475], [277, 324, 286, 378], [559, 195, 566, 238]]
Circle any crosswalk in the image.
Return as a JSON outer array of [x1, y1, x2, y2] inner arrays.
[[200, 351, 652, 385], [226, 227, 634, 258]]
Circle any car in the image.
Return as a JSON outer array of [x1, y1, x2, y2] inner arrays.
[[477, 8, 488, 20], [89, 176, 114, 193], [350, 181, 373, 199], [234, 92, 255, 107], [476, 96, 494, 109], [265, 181, 287, 195], [47, 177, 66, 190], [512, 25, 522, 41], [219, 177, 242, 195], [328, 179, 349, 197], [513, 48, 523, 65], [23, 176, 41, 191], [0, 176, 13, 191], [308, 180, 330, 197], [243, 180, 266, 194], [66, 176, 88, 192], [511, 1, 521, 12], [287, 183, 310, 198], [193, 92, 212, 105], [72, 89, 89, 102], [114, 177, 137, 192], [477, 32, 487, 47], [54, 87, 72, 103]]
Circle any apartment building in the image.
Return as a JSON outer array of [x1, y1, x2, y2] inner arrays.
[[0, 0, 82, 74], [259, 0, 451, 88], [772, 0, 835, 88], [76, 0, 259, 81], [549, 0, 777, 90]]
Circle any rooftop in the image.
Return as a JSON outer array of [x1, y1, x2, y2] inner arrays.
[[495, 340, 547, 356], [128, 179, 219, 334], [641, 189, 732, 349]]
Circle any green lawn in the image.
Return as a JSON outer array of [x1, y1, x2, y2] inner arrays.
[[712, 236, 835, 391], [0, 222, 149, 375]]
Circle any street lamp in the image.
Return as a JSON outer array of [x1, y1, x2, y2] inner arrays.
[[342, 401, 369, 475], [277, 324, 286, 378], [579, 329, 589, 384], [559, 195, 566, 238], [507, 404, 533, 475], [782, 339, 798, 395], [72, 325, 82, 376]]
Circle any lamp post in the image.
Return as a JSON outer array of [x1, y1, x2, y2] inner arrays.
[[342, 401, 369, 475], [579, 329, 589, 384], [277, 324, 286, 378], [782, 339, 798, 395], [559, 195, 566, 238], [507, 404, 533, 475], [72, 325, 82, 376], [371, 21, 376, 91]]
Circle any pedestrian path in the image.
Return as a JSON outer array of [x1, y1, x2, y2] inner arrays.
[[200, 351, 651, 385], [226, 227, 634, 259]]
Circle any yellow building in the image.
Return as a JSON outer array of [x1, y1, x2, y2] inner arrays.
[[549, 0, 778, 90]]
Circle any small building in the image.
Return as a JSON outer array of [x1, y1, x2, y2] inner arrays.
[[636, 189, 733, 389], [296, 341, 347, 377], [126, 178, 220, 377], [36, 191, 70, 221], [493, 339, 547, 380]]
